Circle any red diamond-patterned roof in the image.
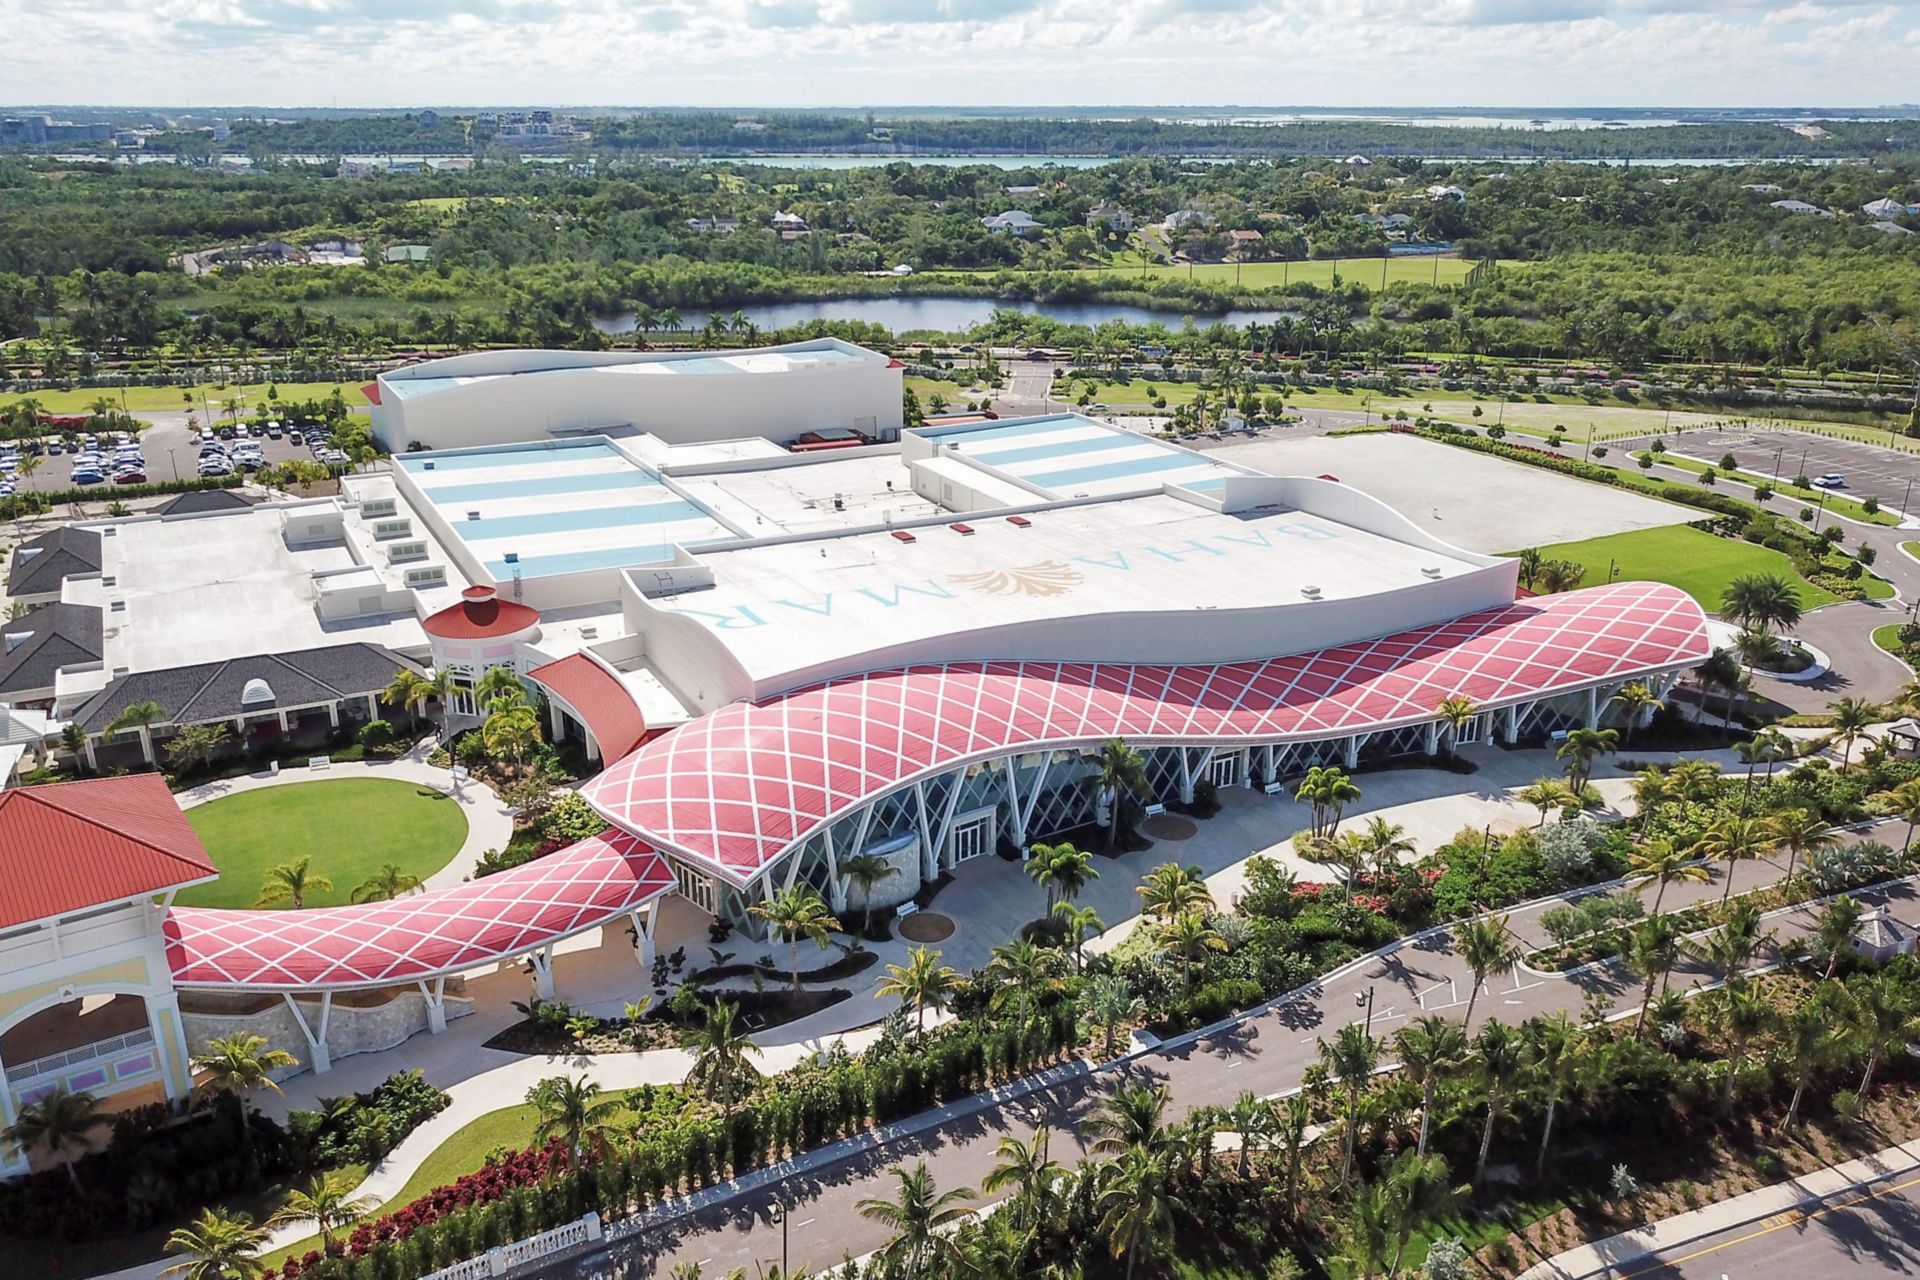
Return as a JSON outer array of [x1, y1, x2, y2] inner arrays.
[[164, 828, 673, 988], [581, 582, 1709, 887]]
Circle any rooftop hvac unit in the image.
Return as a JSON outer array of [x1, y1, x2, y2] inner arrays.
[[1300, 585, 1323, 600]]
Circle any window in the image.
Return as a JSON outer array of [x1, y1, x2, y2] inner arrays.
[[388, 540, 428, 563], [372, 518, 413, 539], [1205, 751, 1242, 790], [361, 498, 397, 517], [447, 677, 476, 717], [403, 565, 446, 587], [946, 810, 995, 865], [676, 862, 717, 914]]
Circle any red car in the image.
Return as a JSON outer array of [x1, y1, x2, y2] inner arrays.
[[113, 469, 147, 484]]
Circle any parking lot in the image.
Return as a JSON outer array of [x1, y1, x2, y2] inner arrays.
[[4, 412, 337, 495], [1616, 425, 1920, 515]]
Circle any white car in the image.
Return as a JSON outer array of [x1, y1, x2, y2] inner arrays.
[[198, 458, 233, 477], [1811, 473, 1847, 489]]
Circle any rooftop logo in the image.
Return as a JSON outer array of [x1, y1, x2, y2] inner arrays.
[[949, 560, 1083, 598]]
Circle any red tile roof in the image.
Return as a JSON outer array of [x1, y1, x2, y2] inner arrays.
[[0, 775, 217, 928], [526, 654, 648, 762], [422, 585, 541, 641]]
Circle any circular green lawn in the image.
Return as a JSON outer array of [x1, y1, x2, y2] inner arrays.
[[176, 778, 468, 909]]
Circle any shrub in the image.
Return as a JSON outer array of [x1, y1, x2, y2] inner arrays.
[[541, 791, 608, 842], [357, 720, 397, 751], [1537, 818, 1610, 884]]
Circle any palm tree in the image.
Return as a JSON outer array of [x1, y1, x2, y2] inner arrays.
[[1159, 910, 1227, 999], [1518, 777, 1576, 827], [876, 946, 959, 1031], [1337, 1182, 1396, 1280], [1830, 696, 1877, 769], [1137, 862, 1213, 921], [1815, 896, 1866, 980], [1085, 1082, 1175, 1157], [684, 998, 762, 1119], [980, 1127, 1063, 1239], [481, 703, 541, 763], [857, 1161, 977, 1275], [265, 1171, 376, 1252], [192, 1033, 297, 1147], [1054, 901, 1105, 970], [382, 667, 433, 730], [1, 1088, 108, 1190], [1629, 768, 1672, 833], [1694, 648, 1742, 726], [1082, 972, 1145, 1057], [1471, 1021, 1526, 1185], [106, 698, 167, 764], [1845, 972, 1919, 1098], [256, 856, 332, 909], [1720, 984, 1776, 1112], [1221, 1091, 1267, 1180], [1381, 1149, 1467, 1277], [1322, 1021, 1379, 1190], [748, 885, 840, 991], [1625, 839, 1709, 916], [351, 862, 423, 902], [474, 665, 527, 712], [1669, 757, 1723, 803], [1628, 914, 1684, 1036], [1881, 778, 1920, 853], [1395, 1014, 1467, 1158], [1772, 807, 1837, 884], [986, 937, 1063, 1025], [1094, 738, 1151, 849], [1359, 815, 1415, 882], [1556, 726, 1618, 793], [1696, 813, 1774, 905], [527, 1074, 623, 1167], [161, 1207, 267, 1280], [1781, 989, 1843, 1130], [1433, 695, 1478, 752], [1689, 899, 1774, 990], [1525, 1014, 1582, 1178], [1610, 682, 1662, 746], [1095, 1145, 1185, 1280], [1277, 1089, 1313, 1219], [838, 851, 898, 936], [1455, 914, 1520, 1028], [1296, 765, 1363, 838], [1024, 841, 1098, 916], [1721, 572, 1804, 635], [1515, 546, 1544, 590]]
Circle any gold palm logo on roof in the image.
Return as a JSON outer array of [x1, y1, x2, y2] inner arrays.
[[949, 560, 1084, 598]]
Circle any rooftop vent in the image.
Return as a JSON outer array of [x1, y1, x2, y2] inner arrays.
[[466, 511, 481, 521], [1007, 515, 1032, 528], [891, 530, 917, 544], [422, 461, 436, 471], [1300, 585, 1324, 600], [241, 677, 274, 706], [1421, 566, 1443, 579], [950, 523, 975, 536]]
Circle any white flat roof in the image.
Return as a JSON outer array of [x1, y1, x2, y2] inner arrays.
[[648, 491, 1486, 685], [672, 452, 945, 537], [913, 414, 1254, 499]]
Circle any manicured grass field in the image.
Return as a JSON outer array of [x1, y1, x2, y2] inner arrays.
[[176, 778, 467, 909], [0, 380, 372, 417], [1515, 526, 1842, 612]]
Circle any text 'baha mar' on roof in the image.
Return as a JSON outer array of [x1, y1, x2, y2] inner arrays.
[[0, 774, 217, 928]]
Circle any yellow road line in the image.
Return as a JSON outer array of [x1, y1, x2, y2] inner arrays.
[[1622, 1172, 1920, 1275]]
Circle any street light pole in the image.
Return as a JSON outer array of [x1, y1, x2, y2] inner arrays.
[[1354, 985, 1376, 1043], [770, 1200, 788, 1275]]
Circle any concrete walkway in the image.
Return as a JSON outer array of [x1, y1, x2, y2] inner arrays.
[[174, 739, 515, 889], [1517, 1138, 1920, 1279]]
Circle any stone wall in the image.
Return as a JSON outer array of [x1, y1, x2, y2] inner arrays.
[[181, 988, 475, 1081], [846, 833, 923, 911]]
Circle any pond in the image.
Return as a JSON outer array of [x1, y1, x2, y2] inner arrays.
[[592, 295, 1301, 336]]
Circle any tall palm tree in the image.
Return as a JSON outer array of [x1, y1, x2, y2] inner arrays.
[[1781, 989, 1843, 1130], [350, 862, 423, 903], [161, 1207, 267, 1280], [1395, 1014, 1467, 1158], [1844, 971, 1919, 1098], [980, 1127, 1064, 1239], [1696, 813, 1775, 905], [1772, 807, 1838, 885], [1381, 1149, 1467, 1277], [192, 1033, 297, 1147], [1720, 572, 1804, 635], [1024, 841, 1098, 916], [1815, 896, 1866, 980], [474, 665, 527, 713], [1054, 901, 1106, 971], [1556, 726, 1618, 793], [1525, 1014, 1582, 1178], [1337, 1182, 1396, 1280], [1277, 1089, 1314, 1221], [1137, 862, 1213, 921], [382, 668, 433, 730], [1720, 984, 1776, 1112], [1471, 1021, 1526, 1185], [1830, 696, 1877, 769], [876, 945, 959, 1032], [1095, 1145, 1185, 1280], [748, 885, 840, 991], [527, 1074, 624, 1167], [1359, 815, 1415, 882], [1688, 899, 1774, 989], [1159, 910, 1227, 999], [1881, 777, 1920, 854], [256, 855, 332, 909], [0, 1088, 108, 1190], [1322, 1021, 1379, 1190], [1222, 1091, 1267, 1180], [1093, 738, 1150, 849], [1085, 1082, 1175, 1158], [1454, 914, 1520, 1029], [1296, 765, 1363, 838], [106, 698, 167, 764], [684, 999, 762, 1119], [1609, 681, 1662, 747], [1629, 768, 1672, 834], [986, 937, 1063, 1024], [1668, 757, 1724, 803], [481, 703, 541, 763], [1628, 914, 1684, 1036], [265, 1171, 376, 1252], [1433, 695, 1478, 752], [838, 852, 898, 936], [857, 1161, 977, 1275], [1625, 839, 1710, 917], [1694, 648, 1742, 726], [1518, 777, 1577, 827]]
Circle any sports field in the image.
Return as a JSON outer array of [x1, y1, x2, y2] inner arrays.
[[1518, 526, 1841, 611]]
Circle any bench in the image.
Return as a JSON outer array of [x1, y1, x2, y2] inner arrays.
[[895, 902, 920, 918], [1144, 803, 1167, 817], [308, 756, 330, 771]]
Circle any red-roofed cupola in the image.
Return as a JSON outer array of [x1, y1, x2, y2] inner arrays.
[[421, 585, 541, 642]]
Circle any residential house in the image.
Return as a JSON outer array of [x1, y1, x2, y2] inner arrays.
[[1862, 197, 1916, 218], [981, 210, 1042, 236], [1742, 183, 1784, 194], [1003, 184, 1041, 197], [1163, 209, 1214, 231], [1424, 184, 1466, 201], [1870, 221, 1914, 237], [1227, 229, 1263, 258], [1769, 199, 1825, 215], [1085, 203, 1134, 231], [686, 216, 741, 234], [770, 211, 810, 233], [384, 244, 433, 264]]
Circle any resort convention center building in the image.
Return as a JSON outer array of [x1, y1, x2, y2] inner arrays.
[[0, 340, 1710, 1157]]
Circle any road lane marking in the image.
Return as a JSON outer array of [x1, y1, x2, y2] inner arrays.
[[1622, 1173, 1920, 1275]]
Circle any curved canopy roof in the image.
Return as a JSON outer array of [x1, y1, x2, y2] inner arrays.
[[164, 829, 673, 989], [527, 653, 649, 762], [581, 582, 1709, 888]]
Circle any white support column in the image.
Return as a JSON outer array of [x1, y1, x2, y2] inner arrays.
[[327, 701, 341, 729], [417, 977, 448, 1034], [276, 709, 291, 733], [932, 773, 968, 874], [527, 945, 555, 1001], [83, 735, 98, 770], [1176, 748, 1195, 804], [1585, 686, 1599, 727], [912, 781, 936, 882], [628, 906, 657, 968], [548, 701, 565, 740], [1343, 735, 1360, 769], [282, 992, 333, 1075], [1261, 743, 1277, 785], [145, 989, 191, 1102], [1003, 757, 1026, 849], [364, 694, 379, 720], [1504, 704, 1522, 744], [1425, 722, 1440, 755], [1018, 752, 1054, 842]]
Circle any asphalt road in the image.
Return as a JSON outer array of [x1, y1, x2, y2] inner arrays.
[[537, 829, 1917, 1280], [1612, 426, 1920, 518], [1612, 1174, 1920, 1278]]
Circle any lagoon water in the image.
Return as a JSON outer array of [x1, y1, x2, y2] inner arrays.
[[593, 296, 1300, 336]]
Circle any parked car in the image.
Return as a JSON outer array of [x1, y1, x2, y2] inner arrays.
[[288, 430, 304, 445], [1812, 473, 1847, 488], [112, 469, 147, 484], [70, 468, 106, 485], [198, 460, 233, 478]]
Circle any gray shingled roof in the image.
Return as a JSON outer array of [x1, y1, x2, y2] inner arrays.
[[7, 527, 102, 598], [72, 643, 424, 734], [153, 489, 257, 517], [0, 603, 103, 697]]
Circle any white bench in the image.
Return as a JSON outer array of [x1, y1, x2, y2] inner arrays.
[[1144, 803, 1167, 817], [308, 755, 330, 771], [895, 902, 920, 918]]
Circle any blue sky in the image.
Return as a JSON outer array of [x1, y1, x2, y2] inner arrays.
[[2, 0, 1917, 108]]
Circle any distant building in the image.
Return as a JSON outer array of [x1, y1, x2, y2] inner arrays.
[[1344, 154, 1371, 166], [1862, 197, 1918, 218], [1742, 182, 1783, 194], [770, 211, 809, 232], [981, 210, 1042, 236], [1769, 199, 1824, 215], [1870, 221, 1914, 236], [1085, 203, 1134, 231], [686, 216, 740, 234], [1004, 184, 1041, 197], [1425, 184, 1466, 201], [384, 244, 433, 264], [1227, 229, 1263, 257], [1164, 209, 1214, 231], [732, 120, 767, 132]]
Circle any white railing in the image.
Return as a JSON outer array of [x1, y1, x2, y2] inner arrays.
[[422, 1212, 601, 1280], [8, 1028, 154, 1086]]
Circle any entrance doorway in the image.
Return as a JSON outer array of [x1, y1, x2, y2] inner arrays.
[[1454, 714, 1487, 747], [946, 810, 995, 866], [1205, 751, 1242, 789]]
